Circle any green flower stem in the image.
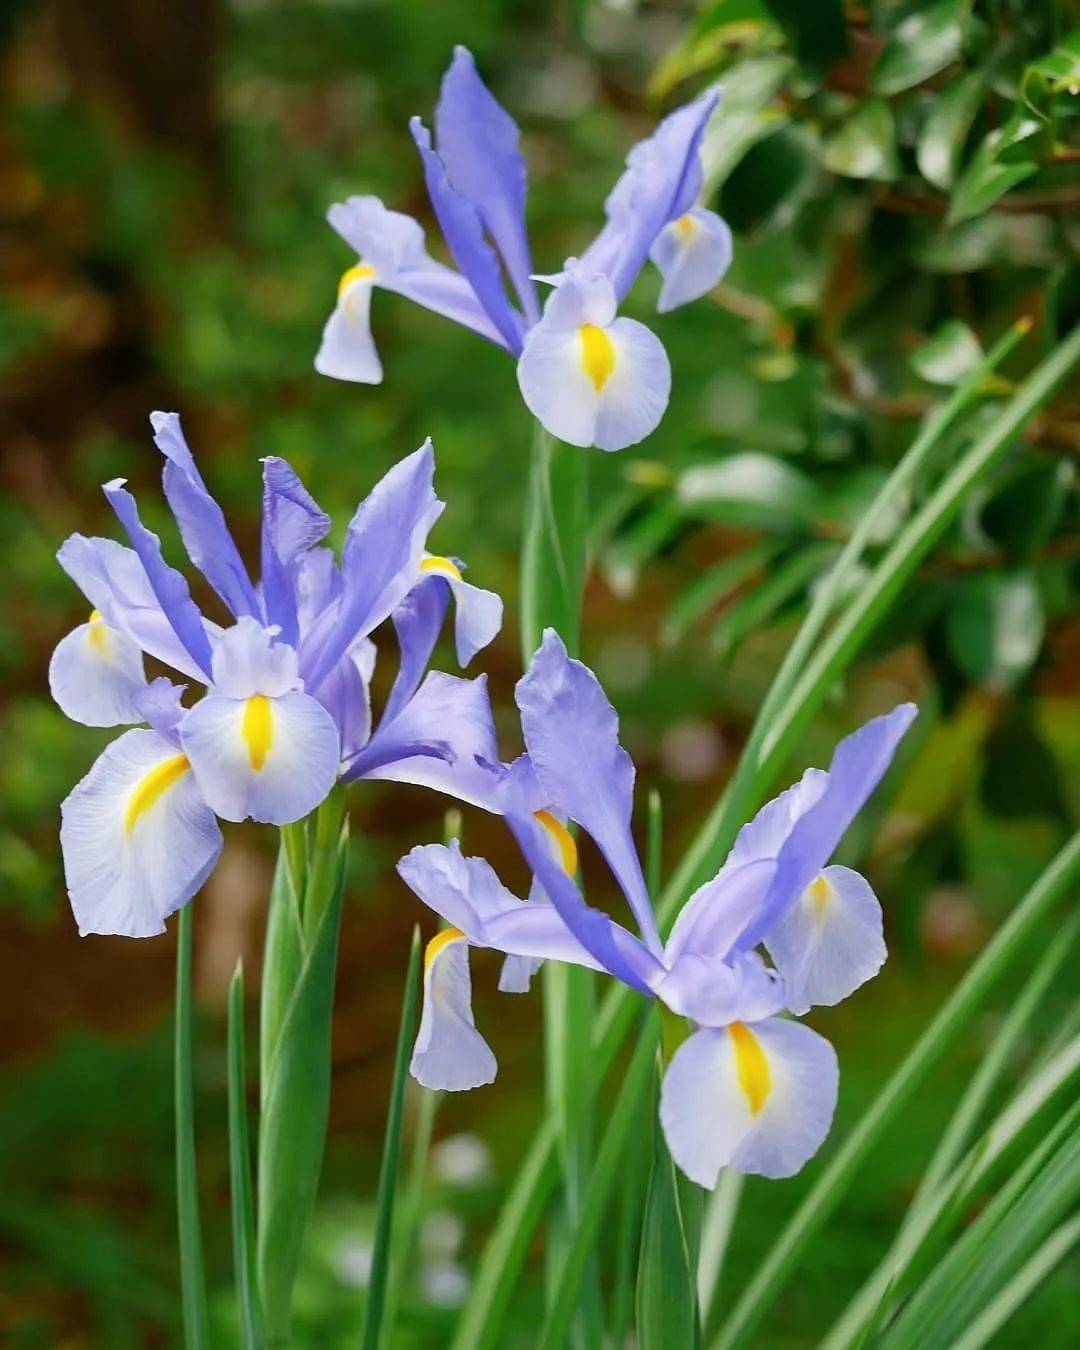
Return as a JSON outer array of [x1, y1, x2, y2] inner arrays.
[[227, 962, 264, 1349], [520, 421, 598, 1342], [175, 902, 210, 1350]]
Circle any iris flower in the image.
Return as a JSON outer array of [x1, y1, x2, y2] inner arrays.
[[397, 631, 915, 1185], [316, 46, 732, 452], [50, 412, 504, 938]]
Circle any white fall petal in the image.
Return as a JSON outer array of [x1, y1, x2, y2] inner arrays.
[[411, 930, 497, 1091], [49, 615, 147, 728], [60, 728, 222, 938]]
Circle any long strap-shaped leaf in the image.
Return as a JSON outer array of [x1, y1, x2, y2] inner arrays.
[[258, 820, 348, 1344], [361, 927, 422, 1350], [228, 962, 264, 1349], [451, 324, 1080, 1350], [175, 902, 210, 1349]]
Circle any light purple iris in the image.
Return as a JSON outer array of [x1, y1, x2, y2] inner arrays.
[[397, 631, 916, 1185], [315, 47, 733, 452], [49, 411, 504, 938]]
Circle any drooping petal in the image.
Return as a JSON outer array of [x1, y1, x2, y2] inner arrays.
[[737, 704, 917, 951], [315, 269, 384, 384], [103, 480, 215, 678], [396, 839, 605, 971], [260, 456, 331, 645], [578, 89, 720, 303], [49, 614, 146, 727], [727, 769, 829, 870], [179, 689, 339, 825], [764, 865, 886, 1016], [434, 46, 539, 324], [659, 1017, 838, 1187], [515, 629, 661, 953], [411, 118, 525, 353], [517, 272, 670, 452], [418, 555, 503, 666], [649, 207, 733, 312], [411, 930, 497, 1092], [57, 535, 211, 681], [301, 442, 443, 692], [60, 728, 223, 938], [150, 412, 261, 621], [326, 196, 510, 347], [313, 638, 374, 765]]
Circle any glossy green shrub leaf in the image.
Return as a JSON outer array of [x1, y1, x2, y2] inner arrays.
[[917, 70, 985, 189], [676, 452, 818, 529], [874, 0, 970, 96], [945, 571, 1044, 690], [947, 131, 1039, 225], [761, 0, 846, 75], [720, 125, 813, 231], [911, 320, 985, 385], [823, 100, 900, 181]]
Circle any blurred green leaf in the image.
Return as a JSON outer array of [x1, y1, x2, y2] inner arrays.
[[662, 539, 784, 646], [1024, 27, 1080, 95], [947, 130, 1039, 225], [710, 543, 833, 660], [945, 571, 1045, 690], [874, 0, 970, 96], [721, 124, 814, 230], [700, 55, 793, 191], [676, 452, 818, 529], [761, 0, 847, 76], [823, 100, 900, 181], [981, 459, 1075, 561], [917, 70, 986, 189], [911, 320, 985, 385]]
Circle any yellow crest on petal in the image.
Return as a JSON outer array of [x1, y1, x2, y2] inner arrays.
[[807, 874, 833, 915], [425, 926, 466, 973], [124, 754, 190, 837], [674, 213, 698, 242], [534, 810, 578, 876], [579, 323, 615, 392], [242, 695, 274, 772], [730, 1021, 771, 1116], [87, 609, 109, 657], [338, 263, 376, 299], [420, 555, 463, 582]]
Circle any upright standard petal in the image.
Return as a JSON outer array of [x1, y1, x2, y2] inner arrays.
[[517, 271, 670, 452], [325, 196, 511, 347], [57, 535, 210, 681], [411, 117, 526, 353], [411, 930, 497, 1091], [649, 207, 733, 312], [180, 688, 339, 825], [434, 46, 539, 324], [515, 629, 662, 953], [49, 613, 146, 727], [764, 865, 886, 1015], [737, 704, 917, 951], [381, 576, 451, 727], [60, 728, 222, 938], [578, 90, 719, 302], [151, 412, 261, 620], [260, 456, 331, 646], [418, 554, 503, 666], [301, 442, 443, 692], [103, 480, 215, 678], [659, 1017, 838, 1187]]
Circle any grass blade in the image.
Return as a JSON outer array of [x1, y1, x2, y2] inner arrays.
[[710, 830, 1080, 1350], [949, 1212, 1080, 1350], [175, 902, 209, 1350], [823, 916, 1078, 1347], [228, 962, 264, 1349], [536, 1014, 659, 1350], [361, 926, 423, 1350], [698, 1171, 744, 1339]]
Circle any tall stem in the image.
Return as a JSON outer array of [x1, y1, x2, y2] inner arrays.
[[520, 422, 596, 1342], [175, 902, 210, 1348]]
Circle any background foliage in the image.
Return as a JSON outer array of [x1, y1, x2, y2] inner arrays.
[[1, 0, 1077, 1345]]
